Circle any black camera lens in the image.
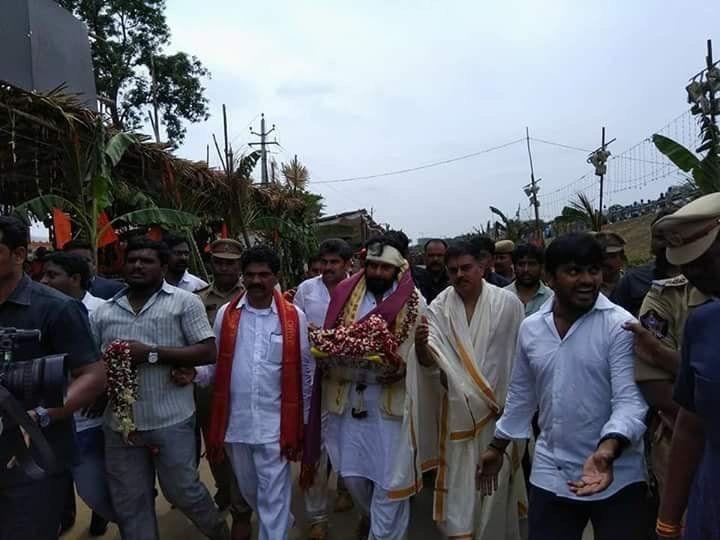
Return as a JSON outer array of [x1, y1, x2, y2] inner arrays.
[[1, 355, 66, 409]]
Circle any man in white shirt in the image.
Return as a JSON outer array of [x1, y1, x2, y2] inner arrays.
[[41, 251, 115, 535], [195, 245, 313, 540], [164, 233, 209, 292], [293, 238, 353, 539], [478, 233, 649, 540]]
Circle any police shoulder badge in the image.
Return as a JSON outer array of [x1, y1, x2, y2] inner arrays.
[[640, 309, 669, 339]]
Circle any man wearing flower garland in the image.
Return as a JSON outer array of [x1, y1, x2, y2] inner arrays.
[[303, 232, 432, 540], [417, 236, 527, 539]]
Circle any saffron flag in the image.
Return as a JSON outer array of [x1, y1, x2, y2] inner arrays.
[[53, 208, 72, 249], [97, 212, 119, 247]]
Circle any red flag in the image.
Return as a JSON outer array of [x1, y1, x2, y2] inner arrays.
[[53, 208, 72, 249], [97, 212, 118, 247]]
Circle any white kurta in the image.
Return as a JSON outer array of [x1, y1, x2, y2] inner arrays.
[[323, 283, 428, 540], [196, 296, 313, 540], [325, 285, 404, 489], [293, 275, 331, 328], [175, 271, 209, 293]]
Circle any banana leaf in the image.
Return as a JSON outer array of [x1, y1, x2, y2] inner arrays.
[[105, 133, 137, 167], [100, 208, 201, 239], [652, 134, 699, 172], [12, 195, 88, 229]]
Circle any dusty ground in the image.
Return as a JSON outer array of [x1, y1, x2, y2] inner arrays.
[[61, 462, 594, 539], [61, 462, 443, 540]]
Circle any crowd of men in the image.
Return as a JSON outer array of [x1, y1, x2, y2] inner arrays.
[[0, 193, 718, 540]]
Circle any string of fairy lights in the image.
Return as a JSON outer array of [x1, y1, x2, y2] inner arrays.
[[536, 110, 697, 220]]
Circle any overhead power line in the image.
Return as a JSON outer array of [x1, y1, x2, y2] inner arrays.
[[529, 137, 593, 153], [310, 138, 525, 185]]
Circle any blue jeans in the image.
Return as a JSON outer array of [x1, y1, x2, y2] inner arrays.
[[104, 415, 226, 540], [72, 425, 117, 522]]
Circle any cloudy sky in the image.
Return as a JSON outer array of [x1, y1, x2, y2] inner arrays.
[[165, 0, 719, 241]]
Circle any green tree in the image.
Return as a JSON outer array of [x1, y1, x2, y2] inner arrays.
[[652, 43, 720, 194], [57, 0, 210, 145], [12, 118, 199, 262]]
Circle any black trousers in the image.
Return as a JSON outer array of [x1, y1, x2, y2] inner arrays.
[[528, 482, 649, 540], [0, 472, 73, 540]]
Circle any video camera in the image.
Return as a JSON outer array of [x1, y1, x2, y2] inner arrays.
[[0, 327, 66, 485]]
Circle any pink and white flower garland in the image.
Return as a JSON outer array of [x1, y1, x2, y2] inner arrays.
[[310, 314, 400, 362], [103, 339, 138, 440]]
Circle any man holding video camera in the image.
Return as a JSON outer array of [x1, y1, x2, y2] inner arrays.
[[0, 216, 106, 540]]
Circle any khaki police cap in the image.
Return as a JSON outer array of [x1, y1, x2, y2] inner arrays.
[[495, 239, 515, 254], [209, 239, 243, 260], [653, 193, 720, 266], [594, 232, 626, 254]]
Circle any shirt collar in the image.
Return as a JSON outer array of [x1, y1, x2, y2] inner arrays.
[[536, 281, 553, 298], [5, 274, 32, 306], [108, 280, 175, 303], [508, 280, 552, 298], [236, 293, 278, 314]]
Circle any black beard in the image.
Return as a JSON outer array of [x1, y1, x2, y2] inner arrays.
[[366, 276, 394, 296]]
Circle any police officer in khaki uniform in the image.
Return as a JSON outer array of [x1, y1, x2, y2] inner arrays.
[[630, 275, 709, 491], [650, 192, 720, 539], [196, 239, 251, 540], [493, 239, 515, 282], [623, 195, 720, 538], [198, 239, 245, 324]]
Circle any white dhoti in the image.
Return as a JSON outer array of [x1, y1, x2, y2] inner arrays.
[[226, 442, 293, 540], [326, 384, 410, 540], [427, 284, 527, 539], [318, 279, 432, 539], [304, 412, 330, 525]]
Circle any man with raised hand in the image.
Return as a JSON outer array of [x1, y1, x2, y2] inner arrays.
[[479, 233, 648, 540]]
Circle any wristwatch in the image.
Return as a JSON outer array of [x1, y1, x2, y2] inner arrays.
[[33, 406, 51, 428], [148, 348, 159, 364]]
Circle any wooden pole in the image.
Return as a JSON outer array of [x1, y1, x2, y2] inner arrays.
[[598, 127, 606, 230], [525, 127, 543, 244], [708, 39, 717, 129]]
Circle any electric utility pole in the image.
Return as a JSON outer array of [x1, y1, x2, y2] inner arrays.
[[249, 113, 279, 184], [587, 128, 615, 230], [524, 127, 543, 245]]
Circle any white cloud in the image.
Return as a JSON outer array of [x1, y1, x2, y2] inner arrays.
[[163, 0, 720, 240]]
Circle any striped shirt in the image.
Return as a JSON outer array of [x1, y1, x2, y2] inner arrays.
[[91, 281, 215, 431]]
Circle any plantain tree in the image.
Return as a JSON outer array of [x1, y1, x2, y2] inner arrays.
[[12, 118, 199, 262], [653, 43, 720, 194]]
